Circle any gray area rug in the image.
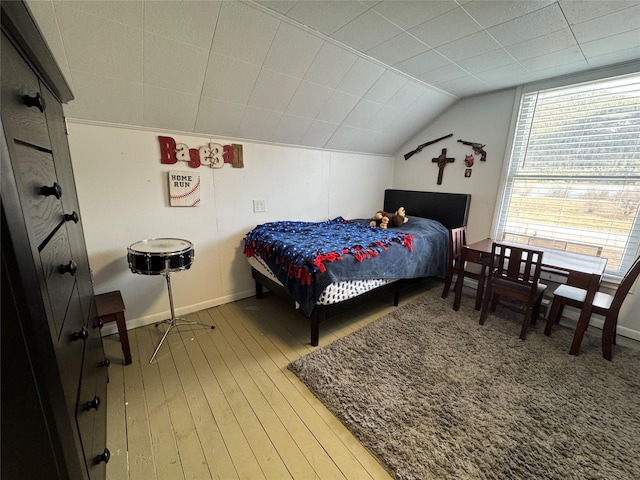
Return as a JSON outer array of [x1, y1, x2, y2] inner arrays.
[[288, 286, 640, 480]]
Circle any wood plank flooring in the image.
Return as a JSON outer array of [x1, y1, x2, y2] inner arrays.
[[104, 281, 437, 480]]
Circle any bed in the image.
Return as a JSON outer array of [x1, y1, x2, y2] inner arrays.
[[244, 189, 471, 346]]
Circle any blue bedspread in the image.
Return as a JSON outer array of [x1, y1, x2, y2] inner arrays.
[[244, 216, 449, 316]]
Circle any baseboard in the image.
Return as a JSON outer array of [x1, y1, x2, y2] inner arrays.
[[100, 288, 256, 336], [460, 278, 640, 342]]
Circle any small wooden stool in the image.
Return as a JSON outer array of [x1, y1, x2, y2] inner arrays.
[[95, 290, 132, 365]]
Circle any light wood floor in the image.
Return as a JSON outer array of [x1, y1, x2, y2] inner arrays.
[[104, 281, 437, 480]]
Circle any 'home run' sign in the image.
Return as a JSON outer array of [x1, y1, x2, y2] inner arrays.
[[169, 171, 200, 207]]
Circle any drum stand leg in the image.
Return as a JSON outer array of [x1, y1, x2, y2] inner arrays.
[[149, 272, 215, 364]]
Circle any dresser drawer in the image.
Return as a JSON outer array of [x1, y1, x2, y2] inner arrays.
[[77, 320, 109, 476], [39, 225, 76, 336], [55, 284, 86, 414], [0, 35, 51, 150], [14, 142, 65, 247]]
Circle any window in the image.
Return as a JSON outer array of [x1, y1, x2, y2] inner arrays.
[[495, 71, 640, 279]]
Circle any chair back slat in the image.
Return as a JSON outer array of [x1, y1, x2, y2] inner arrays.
[[449, 226, 466, 268], [610, 255, 640, 312], [491, 243, 543, 288]]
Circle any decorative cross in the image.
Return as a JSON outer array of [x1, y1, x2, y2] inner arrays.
[[432, 148, 455, 185]]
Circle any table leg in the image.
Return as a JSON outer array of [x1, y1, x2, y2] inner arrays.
[[568, 274, 599, 356]]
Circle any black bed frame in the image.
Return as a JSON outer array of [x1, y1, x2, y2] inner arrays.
[[251, 189, 471, 346]]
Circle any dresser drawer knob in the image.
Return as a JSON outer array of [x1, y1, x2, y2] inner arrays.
[[23, 92, 46, 112], [95, 448, 111, 465], [40, 182, 62, 199], [99, 358, 111, 368], [58, 260, 77, 276], [64, 211, 79, 223], [84, 395, 101, 411], [71, 327, 89, 342]]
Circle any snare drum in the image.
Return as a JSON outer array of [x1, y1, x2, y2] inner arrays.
[[127, 238, 194, 275]]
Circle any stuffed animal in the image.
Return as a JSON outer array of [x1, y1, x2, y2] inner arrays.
[[370, 207, 408, 229]]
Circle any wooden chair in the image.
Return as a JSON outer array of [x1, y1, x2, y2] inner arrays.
[[545, 255, 640, 360], [441, 226, 486, 310], [479, 243, 547, 340]]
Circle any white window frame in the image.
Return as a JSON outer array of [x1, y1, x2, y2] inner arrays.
[[493, 61, 640, 282]]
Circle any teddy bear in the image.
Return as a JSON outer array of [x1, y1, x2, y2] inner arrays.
[[370, 207, 408, 229]]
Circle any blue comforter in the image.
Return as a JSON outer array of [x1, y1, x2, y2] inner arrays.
[[244, 216, 449, 316]]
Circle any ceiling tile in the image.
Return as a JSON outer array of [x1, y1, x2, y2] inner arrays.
[[324, 125, 362, 150], [386, 81, 429, 110], [301, 120, 340, 148], [316, 91, 360, 123], [457, 49, 516, 74], [570, 5, 640, 43], [366, 33, 430, 66], [336, 58, 385, 97], [463, 0, 555, 28], [520, 46, 586, 72], [286, 81, 334, 118], [262, 22, 324, 78], [201, 54, 261, 104], [143, 32, 209, 95], [27, 1, 73, 87], [143, 86, 199, 131], [70, 70, 143, 125], [211, 1, 280, 65], [285, 0, 370, 35], [247, 70, 301, 112], [332, 10, 404, 52], [372, 0, 460, 30], [487, 3, 568, 46], [364, 105, 403, 132], [55, 3, 142, 82], [440, 75, 491, 97], [342, 99, 384, 128], [475, 63, 529, 85], [143, 0, 221, 49], [271, 114, 314, 144], [237, 106, 283, 141], [405, 89, 456, 116], [409, 7, 482, 48], [586, 46, 640, 69], [304, 42, 359, 89], [394, 49, 451, 76], [418, 63, 468, 85], [195, 97, 245, 137], [435, 31, 503, 62], [53, 0, 143, 28], [581, 29, 640, 60], [363, 70, 408, 104], [505, 28, 578, 61], [527, 60, 591, 84], [559, 0, 638, 25], [255, 1, 298, 16]]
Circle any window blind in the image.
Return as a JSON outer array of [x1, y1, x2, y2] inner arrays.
[[496, 72, 640, 278]]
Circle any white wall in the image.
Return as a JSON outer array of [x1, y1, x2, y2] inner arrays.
[[393, 89, 517, 243], [68, 122, 393, 333], [392, 89, 640, 341]]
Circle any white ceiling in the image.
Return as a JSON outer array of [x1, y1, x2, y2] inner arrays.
[[26, 0, 640, 155]]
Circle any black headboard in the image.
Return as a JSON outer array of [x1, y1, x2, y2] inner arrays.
[[384, 189, 471, 231]]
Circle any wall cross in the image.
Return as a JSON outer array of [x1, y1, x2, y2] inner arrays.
[[432, 148, 455, 185]]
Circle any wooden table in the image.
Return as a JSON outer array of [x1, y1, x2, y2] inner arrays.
[[453, 238, 608, 355]]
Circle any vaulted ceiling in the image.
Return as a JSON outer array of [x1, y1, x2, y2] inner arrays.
[[27, 0, 640, 155]]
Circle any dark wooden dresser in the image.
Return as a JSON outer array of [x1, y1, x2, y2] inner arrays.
[[1, 2, 109, 479]]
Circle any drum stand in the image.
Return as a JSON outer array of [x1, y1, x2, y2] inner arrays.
[[149, 271, 215, 364]]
